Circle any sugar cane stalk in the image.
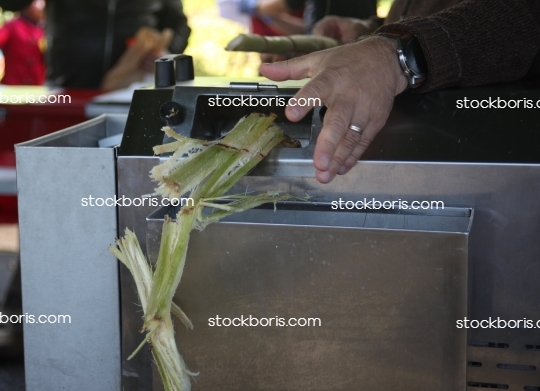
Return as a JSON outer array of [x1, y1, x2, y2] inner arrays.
[[226, 33, 339, 54], [110, 113, 305, 391]]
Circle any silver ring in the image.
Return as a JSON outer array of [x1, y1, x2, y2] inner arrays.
[[349, 124, 363, 134]]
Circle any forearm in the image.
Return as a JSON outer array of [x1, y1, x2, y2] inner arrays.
[[377, 0, 540, 92]]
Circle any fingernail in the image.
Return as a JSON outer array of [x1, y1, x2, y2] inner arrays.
[[317, 170, 332, 183], [338, 165, 348, 175], [289, 107, 301, 120], [317, 154, 330, 170]]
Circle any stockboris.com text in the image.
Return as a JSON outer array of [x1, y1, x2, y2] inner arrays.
[[207, 95, 321, 107]]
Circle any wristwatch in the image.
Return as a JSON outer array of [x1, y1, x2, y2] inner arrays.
[[376, 32, 427, 88]]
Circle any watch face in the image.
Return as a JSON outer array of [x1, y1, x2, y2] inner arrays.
[[404, 38, 427, 77], [377, 32, 427, 87]]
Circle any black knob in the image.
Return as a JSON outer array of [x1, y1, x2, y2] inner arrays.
[[175, 55, 194, 82], [160, 102, 184, 126], [155, 58, 175, 88]]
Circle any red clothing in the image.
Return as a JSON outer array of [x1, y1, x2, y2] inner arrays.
[[251, 16, 282, 36], [0, 15, 45, 85], [251, 9, 304, 36]]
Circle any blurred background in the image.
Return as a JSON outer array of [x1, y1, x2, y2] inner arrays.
[[181, 0, 393, 77], [0, 0, 393, 80]]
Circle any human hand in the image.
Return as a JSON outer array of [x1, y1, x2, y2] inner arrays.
[[259, 36, 409, 183], [140, 50, 167, 73], [260, 53, 287, 64], [313, 16, 377, 43]]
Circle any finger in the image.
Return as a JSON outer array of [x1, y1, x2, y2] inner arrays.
[[316, 102, 368, 183], [317, 130, 363, 183], [319, 122, 365, 182], [312, 17, 337, 38], [337, 125, 378, 175], [312, 98, 355, 176], [285, 72, 333, 122], [259, 53, 320, 81], [312, 18, 328, 36], [260, 53, 274, 63], [338, 103, 393, 175]]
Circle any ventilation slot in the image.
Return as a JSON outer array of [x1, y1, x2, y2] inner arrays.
[[469, 341, 509, 349], [468, 361, 483, 367], [496, 363, 536, 371], [467, 381, 508, 389], [524, 387, 540, 391], [525, 345, 540, 350]]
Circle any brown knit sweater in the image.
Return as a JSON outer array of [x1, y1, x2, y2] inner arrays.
[[385, 0, 462, 23], [377, 0, 540, 92]]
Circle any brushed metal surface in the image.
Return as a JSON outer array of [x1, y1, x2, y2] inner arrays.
[[16, 115, 125, 391], [144, 205, 470, 390], [119, 159, 540, 390]]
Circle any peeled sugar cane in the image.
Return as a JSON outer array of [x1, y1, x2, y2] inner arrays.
[[226, 33, 339, 54], [109, 113, 304, 391]]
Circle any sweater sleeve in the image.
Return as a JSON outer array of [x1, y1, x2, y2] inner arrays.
[[377, 0, 540, 92]]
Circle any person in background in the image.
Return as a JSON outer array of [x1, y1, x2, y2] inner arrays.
[[313, 0, 463, 43], [245, 0, 377, 33], [240, 0, 305, 36], [240, 0, 377, 34], [218, 0, 252, 30], [0, 0, 190, 89], [0, 0, 45, 85], [241, 0, 376, 62]]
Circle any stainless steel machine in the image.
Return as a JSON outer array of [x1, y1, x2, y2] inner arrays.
[[16, 56, 540, 390]]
